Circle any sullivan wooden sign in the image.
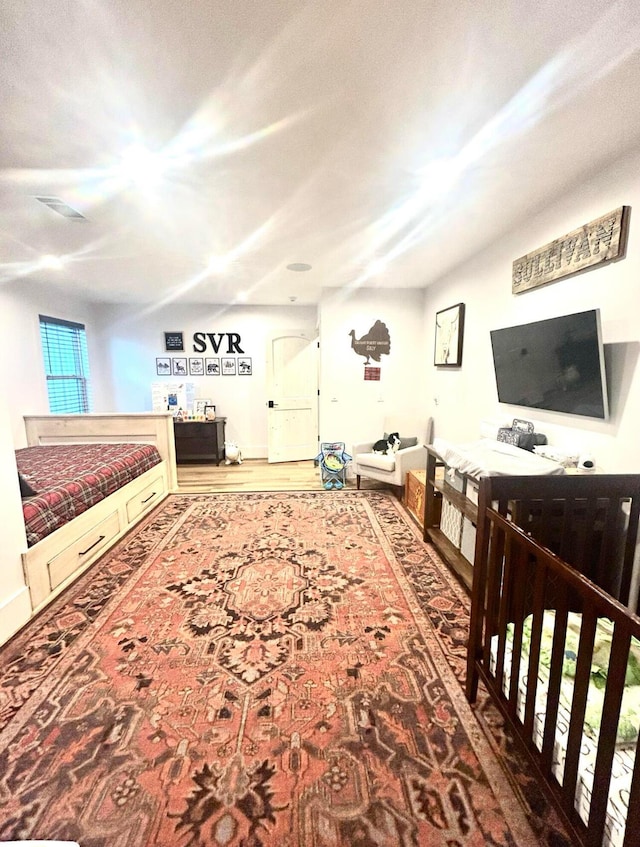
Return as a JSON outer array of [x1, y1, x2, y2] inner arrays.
[[512, 206, 629, 294]]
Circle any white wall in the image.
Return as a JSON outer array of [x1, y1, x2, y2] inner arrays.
[[422, 146, 640, 472], [0, 399, 31, 640], [0, 279, 105, 448], [318, 287, 428, 453], [92, 302, 318, 457]]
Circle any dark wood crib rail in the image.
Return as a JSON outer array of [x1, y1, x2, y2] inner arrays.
[[466, 473, 640, 847]]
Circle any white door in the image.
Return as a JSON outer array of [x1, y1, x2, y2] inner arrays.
[[266, 332, 319, 463]]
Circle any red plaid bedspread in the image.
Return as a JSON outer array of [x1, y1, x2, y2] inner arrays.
[[16, 443, 162, 547]]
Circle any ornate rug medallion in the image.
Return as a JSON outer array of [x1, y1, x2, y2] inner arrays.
[[0, 492, 563, 846]]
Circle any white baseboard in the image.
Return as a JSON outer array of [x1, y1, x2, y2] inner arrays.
[[0, 586, 32, 647]]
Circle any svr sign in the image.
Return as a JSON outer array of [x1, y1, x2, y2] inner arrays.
[[192, 333, 245, 354]]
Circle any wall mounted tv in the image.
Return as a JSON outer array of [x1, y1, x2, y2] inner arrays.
[[490, 309, 609, 419]]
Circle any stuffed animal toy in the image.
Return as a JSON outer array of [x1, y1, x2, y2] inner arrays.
[[224, 441, 243, 465], [372, 432, 401, 455]]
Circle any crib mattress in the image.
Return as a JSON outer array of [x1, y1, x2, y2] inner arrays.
[[491, 613, 638, 847], [17, 443, 162, 546]]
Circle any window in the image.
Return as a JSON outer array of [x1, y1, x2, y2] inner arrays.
[[39, 315, 92, 413]]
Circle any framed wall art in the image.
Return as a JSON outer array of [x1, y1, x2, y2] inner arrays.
[[172, 357, 188, 376], [238, 357, 252, 375], [222, 357, 236, 375], [189, 357, 204, 376], [434, 303, 465, 367], [156, 357, 171, 375], [205, 357, 220, 375]]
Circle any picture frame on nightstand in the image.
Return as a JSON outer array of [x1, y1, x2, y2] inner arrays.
[[193, 399, 214, 417]]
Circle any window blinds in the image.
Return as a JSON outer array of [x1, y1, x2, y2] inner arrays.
[[39, 315, 92, 414]]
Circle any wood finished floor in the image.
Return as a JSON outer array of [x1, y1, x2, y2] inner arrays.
[[176, 459, 390, 493]]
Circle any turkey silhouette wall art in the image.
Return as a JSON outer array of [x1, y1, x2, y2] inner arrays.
[[434, 303, 465, 367], [349, 320, 391, 366]]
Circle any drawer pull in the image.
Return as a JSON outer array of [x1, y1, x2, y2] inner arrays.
[[79, 534, 106, 556], [141, 491, 156, 504]]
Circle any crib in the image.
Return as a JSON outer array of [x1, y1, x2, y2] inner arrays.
[[466, 473, 640, 847]]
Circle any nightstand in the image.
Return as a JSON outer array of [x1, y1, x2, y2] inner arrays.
[[173, 418, 227, 464]]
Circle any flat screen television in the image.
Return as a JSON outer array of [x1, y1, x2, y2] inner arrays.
[[490, 309, 609, 419]]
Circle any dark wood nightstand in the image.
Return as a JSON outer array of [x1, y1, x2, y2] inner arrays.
[[173, 418, 227, 464]]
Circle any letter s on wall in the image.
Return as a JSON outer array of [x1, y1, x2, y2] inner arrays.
[[192, 332, 206, 352]]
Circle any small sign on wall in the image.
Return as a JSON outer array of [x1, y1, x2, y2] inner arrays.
[[349, 320, 390, 365], [364, 366, 381, 381], [164, 331, 184, 351], [512, 206, 630, 293]]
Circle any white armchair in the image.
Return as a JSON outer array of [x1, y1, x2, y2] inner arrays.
[[352, 417, 433, 495]]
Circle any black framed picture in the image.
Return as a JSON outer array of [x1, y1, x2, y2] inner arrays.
[[222, 357, 236, 375], [164, 331, 184, 352], [205, 357, 220, 375], [156, 357, 171, 375], [189, 357, 204, 376], [434, 303, 465, 367], [238, 357, 252, 375], [172, 357, 187, 376]]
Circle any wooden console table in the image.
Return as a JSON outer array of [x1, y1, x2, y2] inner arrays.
[[174, 418, 227, 465]]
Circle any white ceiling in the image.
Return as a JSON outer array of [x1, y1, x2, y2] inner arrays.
[[1, 0, 640, 306]]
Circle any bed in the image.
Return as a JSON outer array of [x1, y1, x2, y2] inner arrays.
[[466, 473, 640, 847], [18, 413, 177, 612]]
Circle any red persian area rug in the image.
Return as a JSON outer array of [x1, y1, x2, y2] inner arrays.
[[0, 492, 571, 846]]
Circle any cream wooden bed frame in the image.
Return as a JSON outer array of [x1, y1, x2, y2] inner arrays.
[[21, 413, 177, 613]]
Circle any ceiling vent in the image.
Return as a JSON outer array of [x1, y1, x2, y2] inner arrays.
[[34, 196, 87, 220]]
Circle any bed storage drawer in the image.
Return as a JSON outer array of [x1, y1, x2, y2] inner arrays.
[[48, 511, 121, 591], [125, 472, 166, 523]]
